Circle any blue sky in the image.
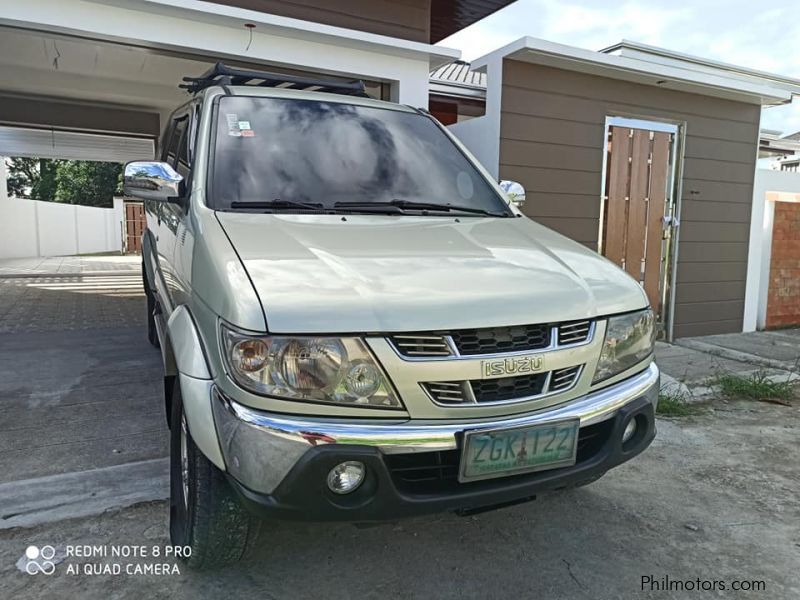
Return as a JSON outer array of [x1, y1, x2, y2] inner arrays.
[[437, 0, 800, 135]]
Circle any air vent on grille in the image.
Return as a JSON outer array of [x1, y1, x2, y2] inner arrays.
[[470, 373, 548, 403], [423, 373, 547, 405], [549, 365, 582, 392], [393, 320, 592, 358], [450, 324, 550, 355], [558, 321, 591, 345], [422, 381, 468, 404], [390, 335, 453, 357]]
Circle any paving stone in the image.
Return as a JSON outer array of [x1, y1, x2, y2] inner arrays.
[[0, 273, 166, 483]]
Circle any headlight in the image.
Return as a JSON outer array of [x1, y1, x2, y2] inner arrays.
[[593, 309, 655, 383], [221, 326, 402, 409]]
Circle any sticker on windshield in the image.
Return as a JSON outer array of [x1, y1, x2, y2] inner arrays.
[[225, 113, 242, 137], [225, 115, 254, 137]]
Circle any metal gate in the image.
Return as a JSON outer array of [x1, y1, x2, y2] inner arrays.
[[601, 122, 676, 322], [124, 201, 146, 254]]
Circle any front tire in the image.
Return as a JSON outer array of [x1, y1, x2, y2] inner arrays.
[[169, 383, 260, 569]]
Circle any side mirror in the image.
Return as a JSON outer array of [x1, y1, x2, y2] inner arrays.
[[499, 180, 526, 207], [123, 161, 184, 202]]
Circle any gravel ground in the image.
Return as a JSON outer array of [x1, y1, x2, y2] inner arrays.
[[1, 398, 798, 600]]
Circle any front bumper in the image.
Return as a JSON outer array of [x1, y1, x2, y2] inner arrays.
[[212, 363, 659, 521]]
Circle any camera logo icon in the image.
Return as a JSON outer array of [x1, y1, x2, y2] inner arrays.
[[25, 545, 56, 575]]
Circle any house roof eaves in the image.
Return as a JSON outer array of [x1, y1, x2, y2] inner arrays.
[[471, 36, 794, 106], [602, 40, 800, 95], [429, 81, 486, 99]]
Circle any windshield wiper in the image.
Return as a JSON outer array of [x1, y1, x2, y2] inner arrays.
[[229, 200, 325, 212], [333, 199, 509, 218]]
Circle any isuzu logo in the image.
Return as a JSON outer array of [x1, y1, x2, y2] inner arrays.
[[481, 355, 545, 378]]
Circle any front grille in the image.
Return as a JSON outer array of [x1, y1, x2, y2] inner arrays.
[[390, 334, 452, 357], [385, 448, 460, 492], [470, 372, 547, 403], [424, 364, 584, 405], [450, 323, 551, 356], [390, 320, 593, 359], [549, 366, 581, 392], [422, 381, 469, 404], [385, 419, 614, 495], [558, 320, 592, 345]]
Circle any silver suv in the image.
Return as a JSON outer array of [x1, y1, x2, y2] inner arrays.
[[124, 64, 659, 569]]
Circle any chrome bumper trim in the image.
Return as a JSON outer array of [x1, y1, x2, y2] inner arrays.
[[211, 363, 659, 494]]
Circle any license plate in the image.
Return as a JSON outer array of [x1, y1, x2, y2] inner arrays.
[[459, 419, 579, 482]]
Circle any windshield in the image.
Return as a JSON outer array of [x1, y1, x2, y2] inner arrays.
[[210, 96, 511, 215]]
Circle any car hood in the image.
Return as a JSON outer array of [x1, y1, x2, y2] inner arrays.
[[215, 212, 648, 333]]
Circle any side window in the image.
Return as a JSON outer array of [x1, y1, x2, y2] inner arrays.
[[165, 116, 188, 171], [175, 125, 191, 179], [159, 121, 175, 163]]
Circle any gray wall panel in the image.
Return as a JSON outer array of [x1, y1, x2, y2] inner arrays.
[[499, 61, 759, 337]]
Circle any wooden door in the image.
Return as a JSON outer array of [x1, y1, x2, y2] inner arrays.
[[124, 201, 147, 254], [602, 126, 672, 315]]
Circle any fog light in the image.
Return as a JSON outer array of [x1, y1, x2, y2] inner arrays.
[[327, 461, 365, 494], [622, 419, 637, 443]]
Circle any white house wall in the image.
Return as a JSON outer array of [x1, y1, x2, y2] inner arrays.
[[0, 197, 38, 258], [0, 196, 124, 259], [447, 56, 503, 177]]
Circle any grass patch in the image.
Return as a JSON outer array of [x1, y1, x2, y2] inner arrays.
[[714, 370, 795, 404], [657, 389, 702, 417]]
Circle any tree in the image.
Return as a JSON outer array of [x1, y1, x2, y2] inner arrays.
[[55, 161, 123, 208], [5, 157, 122, 207], [5, 157, 60, 200]]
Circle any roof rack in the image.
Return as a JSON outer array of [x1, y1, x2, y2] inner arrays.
[[180, 62, 368, 97]]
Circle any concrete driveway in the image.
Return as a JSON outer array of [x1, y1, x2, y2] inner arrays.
[[0, 259, 166, 485]]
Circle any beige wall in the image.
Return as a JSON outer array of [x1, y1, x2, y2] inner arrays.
[[499, 60, 761, 338], [209, 0, 431, 43]]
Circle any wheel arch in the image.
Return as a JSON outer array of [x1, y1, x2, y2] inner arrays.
[[160, 307, 225, 471]]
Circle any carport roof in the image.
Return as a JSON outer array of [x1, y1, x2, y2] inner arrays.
[[0, 0, 463, 119], [429, 0, 516, 43], [470, 36, 800, 106]]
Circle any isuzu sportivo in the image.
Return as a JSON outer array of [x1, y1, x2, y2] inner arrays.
[[124, 64, 659, 569]]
